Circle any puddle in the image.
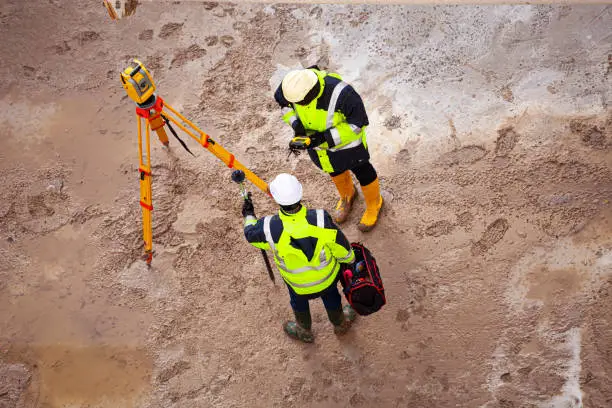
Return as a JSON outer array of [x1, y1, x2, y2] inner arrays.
[[526, 266, 586, 302], [33, 345, 151, 407], [1, 222, 154, 407]]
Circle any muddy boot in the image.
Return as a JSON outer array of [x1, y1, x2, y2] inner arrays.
[[327, 305, 357, 335], [331, 171, 357, 224], [357, 177, 384, 232], [283, 311, 314, 343]]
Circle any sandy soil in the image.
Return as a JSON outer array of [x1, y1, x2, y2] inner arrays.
[[0, 1, 611, 408]]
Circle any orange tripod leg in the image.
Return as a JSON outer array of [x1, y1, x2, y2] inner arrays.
[[132, 96, 270, 266], [162, 102, 270, 195], [149, 115, 169, 146], [137, 117, 154, 264]]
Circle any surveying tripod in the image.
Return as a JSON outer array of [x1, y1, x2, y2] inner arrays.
[[121, 59, 269, 265]]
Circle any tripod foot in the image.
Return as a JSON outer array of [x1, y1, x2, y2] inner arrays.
[[143, 251, 153, 266]]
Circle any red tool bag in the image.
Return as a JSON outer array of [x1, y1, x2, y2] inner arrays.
[[340, 242, 386, 316]]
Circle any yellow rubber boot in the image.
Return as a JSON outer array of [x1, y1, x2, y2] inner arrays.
[[331, 171, 356, 224], [358, 178, 383, 232]]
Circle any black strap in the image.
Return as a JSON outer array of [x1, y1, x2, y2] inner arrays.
[[161, 114, 195, 156]]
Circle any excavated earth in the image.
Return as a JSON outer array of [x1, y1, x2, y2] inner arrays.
[[0, 1, 611, 407]]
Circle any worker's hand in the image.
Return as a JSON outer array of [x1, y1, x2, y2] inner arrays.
[[242, 193, 255, 217], [293, 120, 306, 136], [309, 132, 326, 147]]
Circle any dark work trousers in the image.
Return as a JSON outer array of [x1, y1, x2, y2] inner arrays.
[[330, 160, 377, 187], [287, 279, 342, 313], [307, 143, 377, 186]]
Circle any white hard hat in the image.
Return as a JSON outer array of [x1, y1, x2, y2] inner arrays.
[[281, 70, 318, 103], [269, 173, 303, 206]]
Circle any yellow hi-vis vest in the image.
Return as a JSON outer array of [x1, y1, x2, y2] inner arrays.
[[281, 69, 367, 173], [263, 207, 353, 295]]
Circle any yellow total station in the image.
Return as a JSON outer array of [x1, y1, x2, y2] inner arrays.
[[121, 59, 270, 265], [121, 59, 155, 104], [121, 60, 169, 146]]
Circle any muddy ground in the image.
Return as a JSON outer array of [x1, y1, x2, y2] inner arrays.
[[0, 1, 611, 407]]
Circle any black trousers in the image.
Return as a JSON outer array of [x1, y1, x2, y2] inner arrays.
[[330, 160, 377, 187], [308, 144, 378, 187]]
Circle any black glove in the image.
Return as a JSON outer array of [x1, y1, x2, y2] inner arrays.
[[309, 132, 326, 148], [293, 120, 306, 136], [242, 193, 255, 217]]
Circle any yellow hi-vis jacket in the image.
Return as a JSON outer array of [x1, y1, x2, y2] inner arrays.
[[244, 206, 355, 295], [274, 68, 370, 174]]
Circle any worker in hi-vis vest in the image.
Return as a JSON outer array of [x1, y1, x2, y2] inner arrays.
[[275, 66, 383, 232], [242, 173, 356, 343]]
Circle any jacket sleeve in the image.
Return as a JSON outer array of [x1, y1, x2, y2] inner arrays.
[[274, 84, 306, 135], [322, 211, 355, 264], [321, 85, 369, 148], [243, 216, 270, 251]]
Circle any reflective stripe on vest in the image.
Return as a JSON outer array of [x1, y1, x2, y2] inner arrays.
[[327, 81, 348, 146], [326, 82, 348, 129], [337, 252, 353, 263], [349, 124, 362, 134], [316, 209, 324, 228], [330, 127, 342, 146], [290, 267, 338, 288], [263, 216, 276, 252], [278, 256, 336, 276], [314, 138, 363, 153]]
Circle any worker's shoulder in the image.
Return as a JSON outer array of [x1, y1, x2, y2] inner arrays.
[[258, 214, 283, 242], [323, 72, 356, 89], [274, 83, 289, 106], [323, 73, 342, 87], [322, 75, 360, 104], [305, 209, 334, 228], [262, 213, 281, 224]]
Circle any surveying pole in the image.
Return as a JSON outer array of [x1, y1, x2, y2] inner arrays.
[[120, 59, 269, 265]]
